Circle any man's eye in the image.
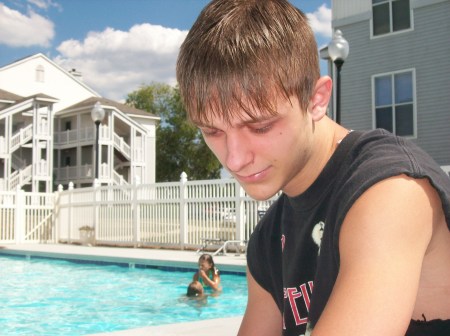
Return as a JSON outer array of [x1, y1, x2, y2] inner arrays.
[[251, 124, 272, 134], [200, 128, 220, 136]]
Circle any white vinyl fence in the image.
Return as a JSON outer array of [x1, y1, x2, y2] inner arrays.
[[0, 189, 55, 243], [1, 174, 277, 250]]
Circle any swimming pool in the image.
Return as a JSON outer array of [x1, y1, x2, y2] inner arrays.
[[0, 254, 247, 335]]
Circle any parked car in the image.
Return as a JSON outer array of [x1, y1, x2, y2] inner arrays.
[[206, 206, 234, 220], [222, 208, 248, 225], [222, 208, 237, 225]]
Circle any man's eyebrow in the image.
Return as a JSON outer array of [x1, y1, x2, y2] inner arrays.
[[192, 114, 279, 128], [244, 115, 278, 124], [191, 120, 210, 127]]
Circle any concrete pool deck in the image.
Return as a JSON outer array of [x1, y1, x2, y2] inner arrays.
[[0, 243, 246, 335]]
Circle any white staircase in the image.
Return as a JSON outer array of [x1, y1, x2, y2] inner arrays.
[[11, 153, 26, 170], [112, 170, 128, 185], [10, 124, 33, 152], [9, 164, 32, 190], [113, 132, 131, 160]]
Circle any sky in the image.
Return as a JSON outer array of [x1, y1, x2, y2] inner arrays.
[[0, 0, 332, 102]]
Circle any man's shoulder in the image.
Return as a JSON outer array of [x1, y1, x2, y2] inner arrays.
[[344, 129, 440, 178], [333, 129, 450, 231]]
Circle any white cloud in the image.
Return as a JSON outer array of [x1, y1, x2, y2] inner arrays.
[[0, 3, 54, 47], [27, 0, 60, 10], [51, 5, 331, 102], [54, 23, 188, 101], [307, 4, 332, 39]]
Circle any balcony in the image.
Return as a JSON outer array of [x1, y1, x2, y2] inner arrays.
[[55, 163, 127, 186]]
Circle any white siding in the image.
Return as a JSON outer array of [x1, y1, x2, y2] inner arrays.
[[332, 0, 450, 165], [332, 0, 371, 21], [0, 54, 99, 112]]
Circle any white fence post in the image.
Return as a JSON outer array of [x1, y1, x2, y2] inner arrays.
[[235, 181, 246, 241], [54, 184, 64, 243], [179, 172, 188, 248], [132, 181, 140, 247], [14, 188, 25, 243], [93, 180, 100, 242], [67, 182, 74, 243]]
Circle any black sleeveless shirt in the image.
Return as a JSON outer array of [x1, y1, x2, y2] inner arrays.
[[247, 129, 450, 335]]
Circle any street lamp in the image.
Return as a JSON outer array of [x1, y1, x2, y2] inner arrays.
[[328, 29, 349, 125], [91, 101, 105, 182]]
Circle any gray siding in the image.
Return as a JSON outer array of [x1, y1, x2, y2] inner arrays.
[[336, 0, 450, 165]]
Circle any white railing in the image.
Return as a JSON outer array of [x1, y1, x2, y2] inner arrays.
[[55, 177, 276, 249], [11, 153, 26, 170], [0, 136, 5, 155], [2, 166, 450, 247], [0, 189, 55, 243], [9, 165, 32, 190], [133, 147, 144, 163], [56, 164, 93, 182], [54, 126, 133, 163], [54, 125, 110, 146], [7, 160, 49, 190], [55, 164, 128, 186], [34, 160, 49, 177], [54, 127, 95, 145], [0, 175, 276, 248], [113, 133, 131, 159], [10, 124, 33, 152], [36, 119, 49, 136], [112, 170, 128, 185]]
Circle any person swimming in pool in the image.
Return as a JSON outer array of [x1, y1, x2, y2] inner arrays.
[[186, 280, 204, 297], [193, 254, 221, 292]]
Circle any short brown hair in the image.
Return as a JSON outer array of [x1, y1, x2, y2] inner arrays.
[[187, 281, 204, 297], [176, 0, 320, 125]]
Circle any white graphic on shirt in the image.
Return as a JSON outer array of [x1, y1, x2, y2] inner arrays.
[[312, 221, 325, 255], [305, 321, 313, 336]]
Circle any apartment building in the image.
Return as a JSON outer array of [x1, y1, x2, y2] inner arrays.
[[323, 0, 450, 165], [0, 53, 159, 192]]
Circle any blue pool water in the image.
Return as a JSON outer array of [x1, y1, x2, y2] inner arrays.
[[0, 254, 247, 335]]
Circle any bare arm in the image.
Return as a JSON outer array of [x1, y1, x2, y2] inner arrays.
[[238, 267, 282, 336], [198, 269, 221, 291], [312, 176, 436, 335]]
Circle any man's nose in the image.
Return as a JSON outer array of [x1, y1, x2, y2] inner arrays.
[[225, 133, 253, 173]]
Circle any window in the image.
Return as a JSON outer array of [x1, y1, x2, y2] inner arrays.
[[372, 0, 411, 36], [35, 65, 45, 82], [373, 70, 415, 137]]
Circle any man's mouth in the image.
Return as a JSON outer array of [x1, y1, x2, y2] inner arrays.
[[234, 167, 271, 183]]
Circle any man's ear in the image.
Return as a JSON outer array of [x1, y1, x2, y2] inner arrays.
[[308, 76, 332, 122]]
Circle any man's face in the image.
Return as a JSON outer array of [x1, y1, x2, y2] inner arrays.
[[195, 95, 316, 200]]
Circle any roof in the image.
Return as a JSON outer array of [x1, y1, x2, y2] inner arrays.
[[0, 88, 24, 102], [59, 96, 159, 119], [0, 89, 58, 113]]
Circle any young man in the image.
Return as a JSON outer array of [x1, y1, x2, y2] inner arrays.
[[176, 0, 450, 335]]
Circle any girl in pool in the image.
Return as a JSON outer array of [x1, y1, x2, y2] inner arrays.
[[193, 254, 221, 292]]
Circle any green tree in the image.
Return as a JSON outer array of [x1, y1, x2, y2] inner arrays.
[[126, 83, 221, 182]]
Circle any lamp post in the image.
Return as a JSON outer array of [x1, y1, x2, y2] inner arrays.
[[91, 101, 105, 182], [328, 29, 349, 125]]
